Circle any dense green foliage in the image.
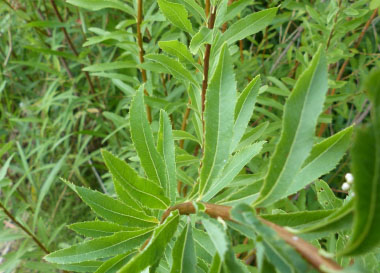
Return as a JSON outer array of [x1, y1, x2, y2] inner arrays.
[[0, 0, 380, 272]]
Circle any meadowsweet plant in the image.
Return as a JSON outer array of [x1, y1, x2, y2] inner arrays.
[[1, 0, 380, 272]]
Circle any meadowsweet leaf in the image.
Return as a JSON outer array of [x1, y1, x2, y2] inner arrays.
[[94, 252, 136, 273], [157, 110, 177, 204], [254, 46, 328, 207], [230, 204, 312, 273], [130, 88, 168, 189], [189, 27, 213, 54], [223, 0, 253, 23], [231, 75, 261, 152], [341, 70, 380, 255], [208, 253, 222, 273], [118, 211, 180, 272], [44, 229, 153, 264], [66, 0, 134, 16], [170, 222, 196, 273], [286, 126, 353, 196], [68, 221, 140, 238], [235, 121, 269, 151], [315, 180, 343, 209], [145, 54, 198, 85], [176, 0, 205, 22], [102, 149, 170, 210], [158, 40, 195, 65], [222, 7, 278, 45], [199, 43, 236, 197], [75, 186, 159, 227], [55, 261, 103, 272], [157, 0, 193, 33], [202, 141, 265, 202]]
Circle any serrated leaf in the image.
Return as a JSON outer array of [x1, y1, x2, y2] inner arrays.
[[254, 46, 328, 207], [199, 43, 236, 196], [102, 150, 170, 210], [189, 27, 213, 54], [66, 0, 134, 15], [130, 88, 168, 190], [68, 221, 139, 238], [118, 211, 180, 272], [75, 186, 158, 227], [145, 54, 197, 85], [286, 126, 353, 196], [173, 130, 201, 144], [157, 0, 193, 33], [341, 70, 380, 256], [44, 229, 152, 264], [231, 75, 261, 152], [236, 121, 269, 151], [202, 141, 265, 202], [170, 222, 196, 273], [223, 7, 278, 45], [55, 261, 103, 272], [158, 40, 195, 65], [157, 110, 177, 204]]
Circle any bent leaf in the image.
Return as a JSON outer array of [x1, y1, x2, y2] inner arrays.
[[157, 0, 193, 33]]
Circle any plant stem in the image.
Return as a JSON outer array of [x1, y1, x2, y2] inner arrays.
[[49, 0, 96, 94], [161, 202, 342, 272], [0, 201, 50, 254], [318, 8, 378, 136], [201, 6, 217, 123], [137, 0, 152, 123]]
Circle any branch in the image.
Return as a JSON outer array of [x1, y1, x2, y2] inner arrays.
[[0, 201, 50, 254], [161, 202, 342, 273]]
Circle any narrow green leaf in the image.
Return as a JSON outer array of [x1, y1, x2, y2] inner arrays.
[[208, 253, 222, 273], [203, 141, 265, 202], [75, 186, 159, 227], [157, 0, 193, 33], [55, 261, 103, 272], [102, 150, 170, 210], [145, 54, 197, 85], [66, 0, 134, 15], [286, 126, 353, 196], [83, 62, 136, 72], [254, 46, 328, 207], [223, 7, 278, 45], [44, 229, 152, 264], [130, 88, 168, 189], [189, 27, 213, 54], [200, 43, 236, 196], [235, 121, 269, 151], [119, 211, 180, 272], [170, 221, 196, 273], [231, 75, 261, 152], [157, 110, 177, 204], [68, 221, 139, 238], [158, 40, 195, 65]]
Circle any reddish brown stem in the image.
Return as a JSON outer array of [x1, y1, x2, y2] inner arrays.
[[160, 202, 342, 272], [205, 0, 210, 17], [318, 8, 378, 137], [137, 0, 152, 123], [201, 7, 217, 122]]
